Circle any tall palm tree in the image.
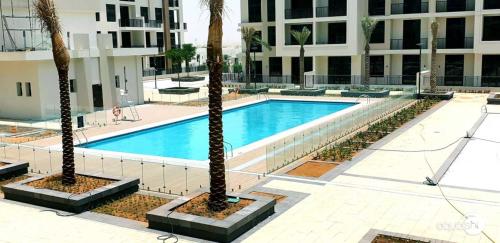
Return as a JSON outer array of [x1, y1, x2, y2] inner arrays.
[[291, 27, 311, 90], [241, 27, 271, 88], [361, 17, 378, 89], [35, 0, 76, 185], [241, 27, 256, 88], [202, 0, 227, 212], [430, 22, 438, 93]]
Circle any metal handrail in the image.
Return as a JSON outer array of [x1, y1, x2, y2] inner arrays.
[[223, 141, 234, 158], [356, 94, 371, 104]]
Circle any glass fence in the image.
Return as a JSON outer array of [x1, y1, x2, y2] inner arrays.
[[265, 89, 416, 173], [0, 143, 263, 195]]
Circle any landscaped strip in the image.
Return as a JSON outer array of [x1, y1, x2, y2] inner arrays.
[[314, 99, 440, 163]]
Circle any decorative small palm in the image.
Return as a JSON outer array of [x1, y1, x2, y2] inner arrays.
[[290, 27, 311, 90], [202, 0, 227, 212], [34, 0, 76, 185], [430, 22, 439, 93], [361, 17, 378, 89], [241, 27, 271, 88]]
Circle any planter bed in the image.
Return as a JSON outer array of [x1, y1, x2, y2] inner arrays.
[[280, 89, 326, 96], [235, 87, 269, 94], [487, 93, 500, 105], [147, 191, 275, 243], [341, 89, 390, 98], [2, 172, 139, 213], [0, 159, 29, 180], [418, 91, 455, 100], [171, 76, 205, 82], [158, 87, 200, 95]]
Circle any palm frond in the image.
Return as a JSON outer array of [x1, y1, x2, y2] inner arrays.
[[253, 37, 272, 51], [200, 0, 224, 20], [361, 16, 378, 42], [290, 27, 311, 46], [34, 0, 61, 34]]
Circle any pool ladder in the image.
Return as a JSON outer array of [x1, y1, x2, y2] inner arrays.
[[258, 93, 270, 101], [356, 94, 371, 104], [223, 141, 234, 159], [73, 129, 88, 145]]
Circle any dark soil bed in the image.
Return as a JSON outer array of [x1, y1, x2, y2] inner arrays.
[[174, 193, 254, 220], [93, 193, 171, 222], [0, 162, 7, 167], [286, 161, 338, 178], [171, 76, 205, 82], [27, 174, 115, 194], [372, 234, 430, 243]]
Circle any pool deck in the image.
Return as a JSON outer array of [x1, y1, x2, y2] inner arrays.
[[2, 94, 500, 242]]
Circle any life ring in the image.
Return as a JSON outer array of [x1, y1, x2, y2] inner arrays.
[[112, 106, 122, 117]]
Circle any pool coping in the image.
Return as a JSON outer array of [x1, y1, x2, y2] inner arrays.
[[49, 97, 371, 168]]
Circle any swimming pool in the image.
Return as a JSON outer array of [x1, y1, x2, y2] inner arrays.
[[81, 100, 356, 160]]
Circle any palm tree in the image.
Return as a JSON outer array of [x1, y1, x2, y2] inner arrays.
[[430, 22, 438, 93], [361, 17, 378, 89], [290, 27, 311, 90], [241, 27, 256, 88], [202, 0, 227, 212], [34, 0, 76, 185]]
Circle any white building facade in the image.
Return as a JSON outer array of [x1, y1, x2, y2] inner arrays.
[[240, 0, 500, 88], [0, 0, 185, 120]]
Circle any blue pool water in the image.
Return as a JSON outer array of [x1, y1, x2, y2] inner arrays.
[[81, 100, 356, 160]]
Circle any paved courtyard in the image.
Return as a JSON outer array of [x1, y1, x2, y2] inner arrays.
[[1, 94, 500, 242]]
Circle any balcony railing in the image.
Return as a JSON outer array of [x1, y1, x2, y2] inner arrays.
[[390, 38, 428, 50], [391, 2, 429, 14], [170, 22, 180, 29], [316, 6, 346, 17], [436, 37, 474, 49], [285, 8, 313, 19], [146, 20, 162, 28], [119, 18, 144, 27], [121, 44, 145, 48], [436, 0, 475, 12]]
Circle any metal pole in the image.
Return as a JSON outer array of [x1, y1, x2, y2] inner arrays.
[[418, 44, 422, 99]]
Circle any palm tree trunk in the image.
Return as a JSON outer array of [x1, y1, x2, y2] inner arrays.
[[52, 33, 76, 185], [364, 44, 370, 89], [207, 0, 227, 212], [299, 46, 305, 89], [245, 47, 251, 88], [431, 22, 438, 93]]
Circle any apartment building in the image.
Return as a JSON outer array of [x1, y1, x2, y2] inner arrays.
[[240, 0, 500, 87], [0, 0, 185, 120]]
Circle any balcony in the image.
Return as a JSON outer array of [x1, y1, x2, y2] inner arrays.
[[285, 8, 313, 19], [390, 38, 428, 50], [146, 20, 162, 28], [436, 0, 475, 12], [391, 2, 429, 15], [119, 18, 144, 28], [170, 22, 180, 30], [436, 37, 474, 49], [316, 6, 346, 17]]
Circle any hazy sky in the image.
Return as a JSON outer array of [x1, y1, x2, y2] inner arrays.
[[183, 1, 242, 46]]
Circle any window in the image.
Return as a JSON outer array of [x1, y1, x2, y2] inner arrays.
[[155, 8, 163, 22], [70, 79, 77, 93], [269, 57, 282, 76], [268, 26, 276, 46], [115, 75, 121, 88], [95, 12, 100, 21], [109, 31, 118, 48], [484, 0, 500, 10], [482, 55, 500, 87], [25, 82, 31, 97], [370, 21, 385, 43], [141, 7, 149, 23], [267, 0, 275, 22], [248, 0, 261, 23], [483, 16, 500, 41], [370, 56, 384, 77], [106, 4, 116, 22], [16, 82, 23, 96], [328, 22, 347, 44], [369, 0, 385, 15]]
